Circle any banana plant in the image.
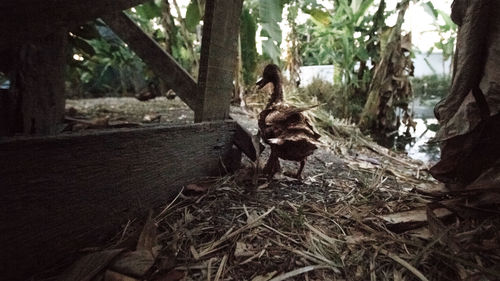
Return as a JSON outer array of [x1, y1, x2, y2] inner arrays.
[[299, 0, 385, 118], [258, 0, 285, 64], [240, 6, 258, 85], [422, 1, 457, 77]]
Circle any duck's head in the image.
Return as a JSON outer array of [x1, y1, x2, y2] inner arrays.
[[256, 64, 281, 89]]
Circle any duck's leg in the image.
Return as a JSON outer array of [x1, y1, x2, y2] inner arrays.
[[264, 147, 280, 178], [295, 159, 306, 179]]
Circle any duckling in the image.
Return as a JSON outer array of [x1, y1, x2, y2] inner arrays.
[[256, 64, 321, 179]]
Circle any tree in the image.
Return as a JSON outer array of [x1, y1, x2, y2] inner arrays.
[[358, 0, 414, 134]]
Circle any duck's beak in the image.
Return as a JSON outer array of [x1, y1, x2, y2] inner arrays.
[[256, 78, 269, 89]]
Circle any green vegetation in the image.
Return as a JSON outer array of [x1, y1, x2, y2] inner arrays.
[[422, 1, 457, 77], [67, 21, 153, 98], [63, 0, 456, 137], [297, 0, 391, 120], [411, 74, 451, 99]]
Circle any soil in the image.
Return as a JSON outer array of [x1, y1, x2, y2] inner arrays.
[[66, 96, 194, 125], [50, 97, 500, 281]]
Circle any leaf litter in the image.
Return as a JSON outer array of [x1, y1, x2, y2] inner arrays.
[[54, 138, 500, 281], [49, 98, 500, 281]]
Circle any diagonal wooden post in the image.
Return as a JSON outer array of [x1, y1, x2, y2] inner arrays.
[[195, 0, 243, 122], [102, 12, 199, 111]]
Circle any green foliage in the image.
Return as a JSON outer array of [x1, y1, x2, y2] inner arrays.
[[185, 0, 202, 33], [411, 74, 451, 99], [66, 0, 203, 98], [259, 0, 284, 64], [240, 8, 258, 85], [135, 1, 162, 20], [299, 0, 388, 119], [67, 22, 152, 98], [422, 1, 457, 74]]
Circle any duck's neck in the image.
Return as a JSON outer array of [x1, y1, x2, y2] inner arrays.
[[266, 81, 283, 107]]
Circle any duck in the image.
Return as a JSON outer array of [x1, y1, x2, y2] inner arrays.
[[135, 81, 160, 101], [256, 64, 321, 179]]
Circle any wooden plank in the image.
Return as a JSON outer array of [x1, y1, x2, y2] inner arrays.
[[102, 12, 199, 112], [0, 0, 148, 49], [196, 0, 244, 122], [230, 107, 261, 162], [371, 208, 453, 233], [233, 123, 259, 162], [2, 28, 67, 136], [0, 121, 238, 281]]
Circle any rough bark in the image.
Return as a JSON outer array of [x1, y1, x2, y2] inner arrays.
[[0, 120, 238, 281], [196, 0, 244, 122], [0, 0, 148, 50], [3, 29, 67, 136]]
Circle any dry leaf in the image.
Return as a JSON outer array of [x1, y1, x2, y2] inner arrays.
[[57, 249, 125, 281], [414, 182, 449, 196], [347, 161, 377, 171], [378, 208, 452, 225], [257, 182, 270, 190], [185, 183, 208, 193], [104, 270, 139, 281], [345, 231, 374, 244], [153, 270, 185, 281], [137, 212, 157, 253], [143, 114, 161, 123], [246, 210, 261, 225], [251, 271, 277, 281], [110, 250, 155, 277], [234, 241, 256, 257]]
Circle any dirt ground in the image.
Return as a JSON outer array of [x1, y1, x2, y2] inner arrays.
[[50, 97, 500, 281], [66, 96, 194, 125]]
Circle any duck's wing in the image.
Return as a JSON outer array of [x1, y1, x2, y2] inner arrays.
[[264, 104, 320, 125], [286, 118, 321, 140]]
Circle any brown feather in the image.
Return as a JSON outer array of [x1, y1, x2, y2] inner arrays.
[[257, 64, 321, 178]]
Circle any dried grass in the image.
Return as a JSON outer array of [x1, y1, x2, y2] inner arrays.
[[132, 135, 499, 281], [55, 98, 500, 281]]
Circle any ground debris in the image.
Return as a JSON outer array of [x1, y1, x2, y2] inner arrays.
[[53, 159, 500, 281], [51, 98, 500, 281]]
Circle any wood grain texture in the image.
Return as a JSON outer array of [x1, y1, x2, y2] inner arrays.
[[3, 28, 67, 136], [102, 12, 199, 112], [233, 122, 258, 162], [196, 0, 244, 122], [0, 0, 148, 49], [0, 121, 238, 281]]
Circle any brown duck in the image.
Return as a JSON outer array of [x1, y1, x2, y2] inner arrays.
[[256, 64, 321, 179], [135, 81, 160, 101]]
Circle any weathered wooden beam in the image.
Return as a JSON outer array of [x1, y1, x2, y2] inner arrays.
[[1, 28, 67, 136], [0, 121, 238, 281], [196, 0, 244, 122], [0, 0, 149, 50], [102, 12, 199, 112], [230, 109, 260, 162], [233, 123, 259, 162]]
